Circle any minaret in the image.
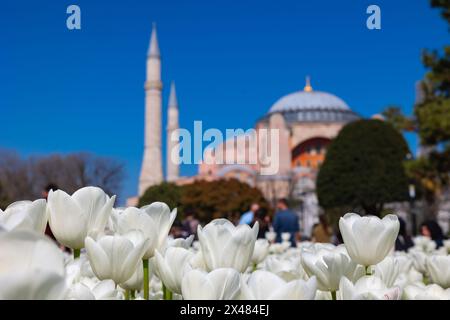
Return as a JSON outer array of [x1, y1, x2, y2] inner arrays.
[[139, 23, 163, 195], [166, 81, 180, 182]]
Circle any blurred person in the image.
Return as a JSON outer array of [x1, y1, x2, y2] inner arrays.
[[181, 210, 200, 238], [252, 208, 270, 239], [311, 214, 333, 243], [170, 221, 186, 239], [273, 198, 300, 247], [239, 203, 259, 225], [395, 216, 414, 251], [421, 220, 445, 248]]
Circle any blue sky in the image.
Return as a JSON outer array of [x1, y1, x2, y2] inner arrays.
[[0, 0, 448, 203]]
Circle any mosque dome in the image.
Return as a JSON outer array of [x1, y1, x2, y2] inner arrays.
[[266, 77, 360, 123]]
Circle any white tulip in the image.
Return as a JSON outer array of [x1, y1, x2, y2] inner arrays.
[[181, 268, 241, 300], [189, 250, 208, 271], [412, 236, 437, 253], [154, 247, 193, 294], [265, 231, 276, 243], [240, 271, 316, 300], [339, 213, 399, 267], [112, 207, 158, 259], [427, 255, 450, 288], [301, 245, 365, 292], [168, 234, 194, 250], [121, 262, 144, 291], [404, 283, 450, 300], [264, 255, 307, 281], [0, 230, 66, 299], [197, 219, 258, 272], [67, 279, 121, 300], [281, 232, 291, 242], [373, 256, 400, 287], [408, 249, 428, 274], [113, 203, 176, 259], [141, 202, 177, 255], [0, 199, 47, 233], [251, 239, 270, 266], [394, 268, 423, 290], [47, 187, 116, 249], [444, 240, 450, 254], [338, 276, 401, 300], [85, 231, 149, 285]]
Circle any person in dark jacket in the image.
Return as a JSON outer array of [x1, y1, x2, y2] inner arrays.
[[273, 198, 300, 247]]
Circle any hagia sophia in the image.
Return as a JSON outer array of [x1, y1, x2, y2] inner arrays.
[[128, 24, 449, 236]]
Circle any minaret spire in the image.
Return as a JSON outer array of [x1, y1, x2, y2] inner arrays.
[[166, 81, 180, 182], [148, 22, 160, 58], [139, 23, 163, 195], [168, 81, 178, 109]]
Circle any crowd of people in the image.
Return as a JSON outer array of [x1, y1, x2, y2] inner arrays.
[[175, 198, 448, 251]]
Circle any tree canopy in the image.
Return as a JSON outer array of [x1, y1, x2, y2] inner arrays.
[[316, 119, 410, 216], [382, 0, 450, 217], [139, 178, 270, 223]]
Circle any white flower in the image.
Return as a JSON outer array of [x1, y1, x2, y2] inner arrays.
[[112, 203, 176, 259], [0, 199, 47, 233], [264, 255, 307, 281], [404, 283, 450, 300], [0, 230, 66, 299], [412, 236, 437, 253], [373, 256, 400, 288], [85, 230, 149, 285], [339, 213, 399, 266], [251, 239, 270, 266], [120, 262, 144, 291], [67, 279, 122, 300], [338, 276, 401, 300], [181, 268, 241, 300], [408, 249, 428, 274], [197, 219, 258, 272], [301, 245, 364, 292], [154, 247, 193, 294], [168, 235, 194, 250], [265, 231, 276, 243], [427, 255, 450, 288], [240, 271, 316, 300], [47, 187, 116, 249], [141, 202, 177, 255]]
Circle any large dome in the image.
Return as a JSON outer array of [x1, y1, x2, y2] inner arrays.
[[269, 90, 351, 113], [266, 81, 359, 124]]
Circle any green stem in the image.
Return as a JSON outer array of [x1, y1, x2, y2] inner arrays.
[[73, 249, 80, 259], [331, 291, 336, 300], [163, 284, 172, 300], [365, 265, 371, 276], [130, 290, 136, 300], [124, 290, 130, 300], [143, 259, 149, 300], [252, 263, 258, 272]]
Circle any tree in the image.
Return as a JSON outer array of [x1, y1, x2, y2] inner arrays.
[[382, 1, 450, 217], [317, 119, 410, 216], [0, 150, 125, 204], [180, 178, 270, 223], [138, 182, 182, 210]]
